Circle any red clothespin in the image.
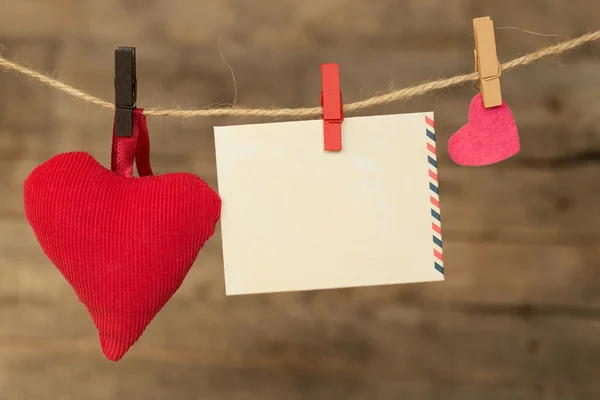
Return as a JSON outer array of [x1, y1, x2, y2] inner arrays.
[[320, 63, 343, 151]]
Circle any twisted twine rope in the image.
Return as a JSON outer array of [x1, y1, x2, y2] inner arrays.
[[1, 30, 599, 119]]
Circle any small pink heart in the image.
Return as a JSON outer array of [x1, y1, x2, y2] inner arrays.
[[448, 93, 520, 166]]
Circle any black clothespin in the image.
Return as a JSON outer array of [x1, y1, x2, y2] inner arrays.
[[114, 47, 137, 137]]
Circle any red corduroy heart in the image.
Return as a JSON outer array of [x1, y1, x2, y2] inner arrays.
[[448, 93, 520, 166], [23, 110, 221, 361]]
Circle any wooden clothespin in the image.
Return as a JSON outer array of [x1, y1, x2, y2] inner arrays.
[[320, 63, 344, 151], [114, 47, 137, 137], [473, 17, 502, 108]]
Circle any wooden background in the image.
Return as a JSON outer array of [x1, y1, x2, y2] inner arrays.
[[1, 0, 600, 399]]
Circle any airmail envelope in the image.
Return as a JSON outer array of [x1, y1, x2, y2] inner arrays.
[[214, 112, 444, 295]]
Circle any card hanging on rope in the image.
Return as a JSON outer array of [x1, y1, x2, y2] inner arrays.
[[23, 47, 222, 362], [449, 16, 520, 167], [215, 63, 444, 295]]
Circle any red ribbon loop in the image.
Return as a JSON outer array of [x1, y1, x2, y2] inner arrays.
[[110, 108, 153, 178]]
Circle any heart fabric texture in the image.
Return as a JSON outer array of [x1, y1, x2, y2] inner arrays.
[[23, 109, 221, 361], [448, 93, 520, 166]]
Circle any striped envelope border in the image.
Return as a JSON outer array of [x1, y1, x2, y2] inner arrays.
[[425, 115, 443, 276]]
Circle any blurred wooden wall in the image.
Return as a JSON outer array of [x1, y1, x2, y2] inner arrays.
[[1, 0, 600, 399]]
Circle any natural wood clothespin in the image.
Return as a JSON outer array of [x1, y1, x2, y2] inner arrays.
[[473, 17, 502, 108]]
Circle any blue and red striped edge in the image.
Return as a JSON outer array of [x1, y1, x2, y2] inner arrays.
[[425, 115, 443, 276]]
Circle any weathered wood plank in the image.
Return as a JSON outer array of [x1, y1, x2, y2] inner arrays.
[[1, 302, 600, 392], [0, 0, 86, 38], [441, 163, 600, 242], [126, 307, 600, 385], [4, 347, 599, 400], [0, 40, 60, 134], [476, 0, 600, 45], [78, 0, 473, 48], [73, 0, 600, 50], [2, 0, 598, 50]]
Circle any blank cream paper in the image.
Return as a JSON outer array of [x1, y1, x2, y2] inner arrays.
[[214, 112, 443, 295]]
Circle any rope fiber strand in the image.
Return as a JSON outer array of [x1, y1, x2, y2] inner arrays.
[[1, 30, 599, 119]]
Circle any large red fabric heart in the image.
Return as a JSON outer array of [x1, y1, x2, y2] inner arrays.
[[448, 93, 520, 166], [23, 110, 221, 361]]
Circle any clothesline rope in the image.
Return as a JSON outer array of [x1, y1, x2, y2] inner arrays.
[[1, 30, 599, 119]]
